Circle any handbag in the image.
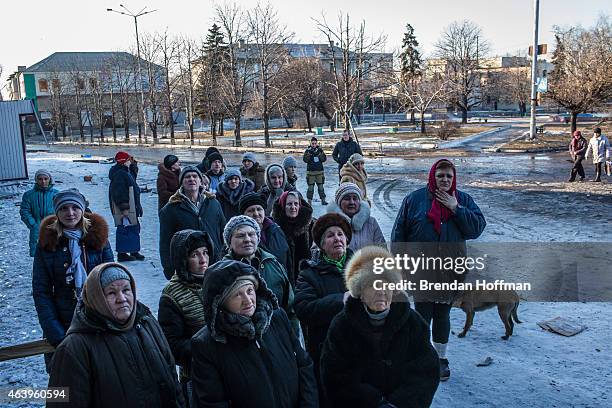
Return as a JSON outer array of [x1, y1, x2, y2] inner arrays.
[[116, 223, 141, 253]]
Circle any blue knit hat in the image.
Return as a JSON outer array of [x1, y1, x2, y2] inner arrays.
[[283, 156, 298, 169]]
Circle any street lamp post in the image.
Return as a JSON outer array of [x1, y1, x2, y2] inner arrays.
[[107, 5, 157, 144], [529, 0, 540, 140]]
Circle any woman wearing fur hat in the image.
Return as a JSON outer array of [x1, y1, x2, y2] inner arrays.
[[239, 152, 266, 191], [294, 212, 354, 405], [339, 153, 370, 206], [328, 182, 385, 252], [48, 262, 184, 408], [272, 190, 316, 285], [321, 246, 440, 408], [20, 169, 59, 256], [216, 168, 256, 219], [191, 260, 318, 408], [157, 154, 181, 210], [32, 189, 114, 368], [259, 164, 296, 216], [158, 229, 213, 407], [391, 159, 486, 381], [239, 192, 291, 275]]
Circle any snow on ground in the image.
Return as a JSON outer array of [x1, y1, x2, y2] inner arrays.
[[0, 151, 611, 407]]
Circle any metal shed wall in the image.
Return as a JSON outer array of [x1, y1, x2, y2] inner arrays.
[[0, 100, 32, 181]]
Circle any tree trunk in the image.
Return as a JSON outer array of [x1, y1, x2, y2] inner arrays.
[[570, 111, 578, 133], [219, 116, 224, 136], [234, 117, 241, 147], [211, 114, 217, 136], [460, 106, 468, 124], [420, 111, 426, 134], [305, 110, 312, 133], [169, 110, 175, 144], [410, 109, 416, 125], [264, 111, 271, 148]]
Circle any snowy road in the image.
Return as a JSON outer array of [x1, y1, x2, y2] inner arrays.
[[1, 149, 611, 407]]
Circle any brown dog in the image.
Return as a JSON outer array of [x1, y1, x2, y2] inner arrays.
[[453, 289, 522, 340]]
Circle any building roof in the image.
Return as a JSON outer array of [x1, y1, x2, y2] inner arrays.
[[25, 52, 157, 73]]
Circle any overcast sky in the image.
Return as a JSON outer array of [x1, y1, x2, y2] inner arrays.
[[1, 0, 610, 95]]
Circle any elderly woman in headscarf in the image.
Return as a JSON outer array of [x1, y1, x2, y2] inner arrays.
[[20, 169, 59, 256], [259, 163, 295, 216], [33, 189, 113, 369], [159, 229, 214, 407], [216, 168, 255, 219], [391, 158, 486, 382], [321, 246, 440, 408], [294, 212, 354, 406], [272, 190, 316, 285], [191, 259, 318, 408], [47, 263, 184, 408], [339, 153, 370, 206]]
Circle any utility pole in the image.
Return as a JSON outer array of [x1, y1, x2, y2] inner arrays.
[[529, 0, 540, 140], [107, 5, 157, 144]]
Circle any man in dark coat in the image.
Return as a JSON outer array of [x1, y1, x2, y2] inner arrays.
[[157, 154, 181, 210], [332, 130, 363, 175], [303, 136, 328, 205], [109, 151, 144, 261], [191, 260, 318, 408], [159, 166, 226, 280], [48, 263, 184, 408]]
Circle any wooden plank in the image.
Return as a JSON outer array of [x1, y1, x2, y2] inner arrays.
[[0, 339, 55, 362]]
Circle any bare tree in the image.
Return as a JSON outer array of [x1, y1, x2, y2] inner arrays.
[[109, 53, 138, 142], [486, 54, 531, 116], [435, 20, 490, 124], [246, 2, 294, 147], [314, 12, 389, 135], [156, 30, 181, 143], [398, 65, 447, 133], [215, 2, 256, 147], [548, 16, 612, 132], [177, 36, 198, 143], [47, 70, 69, 140], [139, 34, 164, 143]]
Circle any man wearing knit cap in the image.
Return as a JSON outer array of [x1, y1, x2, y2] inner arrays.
[[332, 130, 362, 179], [157, 155, 181, 210], [197, 147, 220, 174], [303, 136, 328, 206], [159, 165, 226, 280], [240, 152, 266, 191], [205, 151, 225, 193], [283, 156, 299, 188], [327, 182, 385, 252], [20, 169, 58, 256], [222, 215, 299, 334], [109, 151, 143, 262]]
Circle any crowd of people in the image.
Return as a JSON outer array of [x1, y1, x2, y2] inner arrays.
[[21, 130, 491, 408]]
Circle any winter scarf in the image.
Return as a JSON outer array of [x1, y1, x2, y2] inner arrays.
[[63, 229, 87, 298], [426, 159, 457, 235], [179, 187, 205, 215], [322, 252, 347, 273], [214, 298, 274, 342]]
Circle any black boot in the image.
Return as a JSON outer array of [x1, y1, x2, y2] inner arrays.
[[131, 252, 145, 261], [439, 358, 450, 381], [117, 252, 136, 262]]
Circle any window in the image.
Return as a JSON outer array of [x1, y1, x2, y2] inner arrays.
[[38, 79, 49, 92]]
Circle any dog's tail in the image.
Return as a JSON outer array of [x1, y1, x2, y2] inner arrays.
[[511, 300, 522, 324]]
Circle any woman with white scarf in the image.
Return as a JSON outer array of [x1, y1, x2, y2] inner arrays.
[[32, 188, 114, 371]]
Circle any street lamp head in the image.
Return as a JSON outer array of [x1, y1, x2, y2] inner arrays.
[[106, 8, 113, 11]]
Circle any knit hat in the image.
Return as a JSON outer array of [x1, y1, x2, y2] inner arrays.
[[335, 182, 362, 205], [312, 212, 352, 249], [344, 246, 402, 298], [242, 152, 257, 163], [225, 168, 242, 181], [283, 156, 298, 169], [53, 188, 86, 213], [179, 165, 203, 185], [239, 192, 266, 214], [205, 147, 219, 157], [163, 154, 179, 169], [115, 151, 130, 164], [219, 275, 260, 306], [35, 169, 52, 181], [100, 265, 131, 289], [349, 153, 364, 165], [223, 215, 261, 247], [208, 151, 223, 164]]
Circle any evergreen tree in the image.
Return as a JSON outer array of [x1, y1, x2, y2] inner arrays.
[[399, 24, 423, 123]]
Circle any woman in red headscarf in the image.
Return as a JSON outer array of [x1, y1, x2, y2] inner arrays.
[[568, 130, 587, 182], [391, 159, 486, 382]]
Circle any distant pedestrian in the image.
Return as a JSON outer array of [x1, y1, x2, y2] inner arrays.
[[196, 146, 220, 174], [216, 168, 255, 219], [205, 151, 225, 193], [283, 155, 299, 189], [585, 127, 610, 182], [303, 137, 328, 205], [568, 131, 587, 182], [20, 169, 58, 256], [240, 152, 266, 191], [340, 153, 370, 205], [33, 189, 113, 370], [48, 262, 184, 408], [332, 130, 362, 179], [109, 151, 144, 262], [157, 154, 181, 210]]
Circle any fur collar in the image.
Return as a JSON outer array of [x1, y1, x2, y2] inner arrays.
[[326, 201, 371, 232], [168, 188, 216, 204], [38, 213, 109, 252]]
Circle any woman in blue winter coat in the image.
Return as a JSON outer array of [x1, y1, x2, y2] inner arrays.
[[20, 169, 59, 256], [391, 159, 486, 382], [32, 189, 114, 369]]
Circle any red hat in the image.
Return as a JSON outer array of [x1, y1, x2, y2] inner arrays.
[[115, 151, 130, 164]]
